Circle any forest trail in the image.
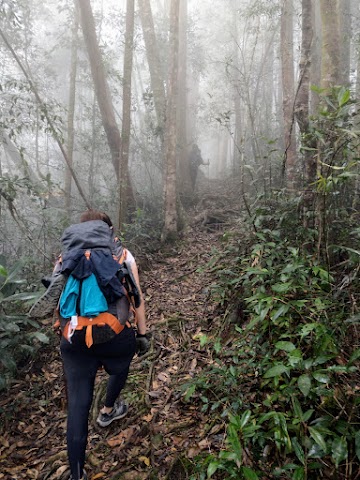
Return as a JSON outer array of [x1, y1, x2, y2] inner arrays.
[[1, 210, 235, 480]]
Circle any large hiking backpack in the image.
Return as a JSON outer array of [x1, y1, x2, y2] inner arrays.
[[56, 220, 140, 347]]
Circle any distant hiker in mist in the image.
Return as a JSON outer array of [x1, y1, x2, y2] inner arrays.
[[189, 143, 210, 189]]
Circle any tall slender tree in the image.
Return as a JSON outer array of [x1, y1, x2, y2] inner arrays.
[[280, 0, 297, 188], [65, 4, 79, 214], [319, 0, 341, 89], [162, 0, 180, 241], [231, 0, 242, 176], [118, 0, 135, 228], [310, 1, 321, 115], [295, 0, 317, 227], [177, 0, 191, 198], [138, 0, 166, 137], [337, 0, 352, 87], [77, 0, 122, 177]]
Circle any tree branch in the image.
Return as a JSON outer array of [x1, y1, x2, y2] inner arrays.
[[0, 28, 92, 210]]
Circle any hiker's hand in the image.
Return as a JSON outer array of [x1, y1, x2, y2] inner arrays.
[[136, 333, 150, 356]]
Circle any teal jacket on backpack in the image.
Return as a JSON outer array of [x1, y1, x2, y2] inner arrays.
[[60, 274, 108, 318]]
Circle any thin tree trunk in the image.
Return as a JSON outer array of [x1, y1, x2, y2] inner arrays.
[[0, 133, 40, 184], [35, 107, 40, 174], [138, 0, 166, 137], [77, 0, 122, 177], [280, 0, 297, 189], [232, 0, 242, 176], [310, 1, 321, 115], [118, 0, 135, 228], [319, 0, 341, 89], [295, 0, 317, 228], [187, 68, 199, 141], [318, 0, 341, 260], [177, 0, 190, 199], [65, 4, 79, 214], [88, 94, 97, 198], [337, 0, 351, 87], [162, 0, 180, 241]]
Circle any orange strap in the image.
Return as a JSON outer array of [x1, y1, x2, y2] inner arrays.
[[63, 312, 129, 348]]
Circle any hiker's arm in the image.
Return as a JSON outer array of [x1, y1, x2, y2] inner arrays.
[[130, 261, 147, 335]]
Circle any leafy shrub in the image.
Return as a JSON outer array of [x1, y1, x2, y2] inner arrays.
[[0, 262, 49, 390], [184, 223, 360, 480]]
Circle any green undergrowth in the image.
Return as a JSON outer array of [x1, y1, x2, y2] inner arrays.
[[182, 213, 360, 480], [0, 261, 49, 391]]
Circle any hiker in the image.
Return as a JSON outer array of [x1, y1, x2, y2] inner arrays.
[[30, 210, 148, 480], [189, 143, 209, 189]]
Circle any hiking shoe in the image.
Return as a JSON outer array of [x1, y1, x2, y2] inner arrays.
[[28, 274, 66, 319], [96, 399, 128, 427]]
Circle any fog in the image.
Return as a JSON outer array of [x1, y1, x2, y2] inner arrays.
[[0, 0, 359, 255]]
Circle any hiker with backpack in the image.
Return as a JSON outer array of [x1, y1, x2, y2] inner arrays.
[[29, 209, 149, 480], [189, 143, 209, 189]]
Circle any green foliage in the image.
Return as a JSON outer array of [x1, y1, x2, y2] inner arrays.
[[184, 214, 359, 479], [122, 205, 163, 253], [0, 262, 49, 390], [305, 87, 360, 254]]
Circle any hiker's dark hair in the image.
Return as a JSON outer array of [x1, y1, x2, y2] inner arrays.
[[80, 209, 113, 227]]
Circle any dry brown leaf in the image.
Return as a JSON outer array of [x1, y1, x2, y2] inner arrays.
[[209, 424, 224, 435], [54, 465, 68, 476], [198, 438, 210, 450], [142, 413, 153, 422], [25, 468, 39, 479], [147, 390, 160, 398], [138, 455, 151, 466], [107, 426, 135, 447], [157, 372, 170, 383], [88, 452, 102, 466], [171, 436, 184, 447], [0, 437, 9, 448], [189, 358, 197, 372]]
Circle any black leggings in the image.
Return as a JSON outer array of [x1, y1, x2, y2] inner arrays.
[[60, 326, 136, 480]]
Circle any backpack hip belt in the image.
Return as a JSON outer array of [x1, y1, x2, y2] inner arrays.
[[62, 312, 130, 348]]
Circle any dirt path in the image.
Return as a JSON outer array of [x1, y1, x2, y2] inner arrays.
[[0, 227, 225, 480]]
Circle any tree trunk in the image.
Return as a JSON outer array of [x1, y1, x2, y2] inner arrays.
[[295, 0, 317, 228], [357, 20, 360, 111], [310, 1, 321, 115], [295, 0, 312, 136], [138, 0, 166, 137], [177, 0, 191, 200], [319, 0, 341, 89], [232, 0, 242, 176], [0, 133, 40, 184], [280, 0, 297, 189], [65, 4, 79, 214], [337, 0, 351, 87], [162, 0, 180, 241], [88, 94, 97, 199], [77, 0, 122, 177], [118, 0, 135, 228]]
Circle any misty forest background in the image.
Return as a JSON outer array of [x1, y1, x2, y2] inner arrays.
[[1, 0, 360, 479]]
